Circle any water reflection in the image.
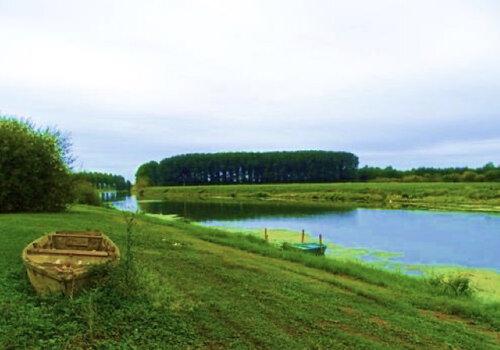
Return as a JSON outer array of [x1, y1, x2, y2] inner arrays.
[[110, 193, 356, 220], [140, 200, 356, 221], [100, 191, 118, 201]]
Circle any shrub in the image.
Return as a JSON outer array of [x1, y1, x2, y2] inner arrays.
[[134, 177, 150, 196], [460, 171, 478, 182], [72, 179, 102, 206], [442, 173, 461, 182], [484, 169, 500, 181], [429, 274, 473, 297], [401, 175, 424, 182], [0, 117, 74, 212]]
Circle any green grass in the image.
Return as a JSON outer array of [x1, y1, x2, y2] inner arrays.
[[0, 205, 499, 348], [139, 182, 500, 212], [200, 225, 500, 302]]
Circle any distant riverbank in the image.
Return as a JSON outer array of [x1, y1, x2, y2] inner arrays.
[[137, 182, 500, 213]]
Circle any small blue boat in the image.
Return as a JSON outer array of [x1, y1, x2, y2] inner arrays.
[[285, 242, 327, 255]]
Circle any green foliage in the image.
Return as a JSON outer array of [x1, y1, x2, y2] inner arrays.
[[0, 117, 73, 212], [136, 150, 359, 185], [135, 160, 160, 186], [138, 153, 499, 185], [359, 163, 500, 182], [429, 274, 474, 297], [133, 175, 151, 194], [73, 171, 131, 190], [72, 180, 102, 206]]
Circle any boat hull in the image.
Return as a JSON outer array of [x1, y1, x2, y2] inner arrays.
[[22, 231, 120, 296], [25, 265, 91, 296], [285, 242, 327, 255]]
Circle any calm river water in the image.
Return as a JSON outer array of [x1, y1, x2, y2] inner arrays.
[[109, 193, 500, 270]]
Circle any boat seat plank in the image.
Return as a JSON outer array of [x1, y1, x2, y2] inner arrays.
[[27, 248, 109, 257], [52, 234, 103, 239]]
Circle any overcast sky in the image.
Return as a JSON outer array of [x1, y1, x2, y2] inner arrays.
[[1, 0, 499, 179]]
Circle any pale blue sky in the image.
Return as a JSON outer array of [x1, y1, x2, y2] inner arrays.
[[1, 0, 499, 179]]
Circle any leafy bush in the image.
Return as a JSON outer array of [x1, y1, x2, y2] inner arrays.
[[442, 173, 461, 182], [429, 274, 473, 297], [72, 179, 102, 206], [0, 117, 74, 212], [134, 177, 150, 194], [359, 164, 499, 182], [401, 175, 424, 182], [484, 169, 500, 181], [460, 171, 478, 182]]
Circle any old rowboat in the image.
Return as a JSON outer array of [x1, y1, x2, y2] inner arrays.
[[22, 231, 120, 296]]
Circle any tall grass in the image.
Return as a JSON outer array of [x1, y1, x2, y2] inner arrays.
[[122, 211, 137, 285], [429, 274, 474, 297]]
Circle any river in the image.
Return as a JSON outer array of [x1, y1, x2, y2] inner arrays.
[[109, 193, 500, 271]]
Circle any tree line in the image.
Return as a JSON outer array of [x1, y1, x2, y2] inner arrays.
[[73, 171, 131, 191], [136, 151, 359, 186], [358, 163, 500, 182], [136, 152, 499, 186]]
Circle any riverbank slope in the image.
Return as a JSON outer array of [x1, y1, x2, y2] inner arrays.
[[138, 182, 500, 212], [1, 205, 498, 348]]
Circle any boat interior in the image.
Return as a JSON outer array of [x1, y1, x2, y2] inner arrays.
[[25, 231, 118, 269]]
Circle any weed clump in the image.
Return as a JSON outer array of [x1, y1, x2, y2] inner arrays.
[[429, 274, 474, 297]]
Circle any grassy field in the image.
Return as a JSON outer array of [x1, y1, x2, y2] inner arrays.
[[0, 205, 499, 349], [138, 182, 500, 212]]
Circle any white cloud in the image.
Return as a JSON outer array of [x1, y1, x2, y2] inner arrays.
[[0, 0, 499, 178]]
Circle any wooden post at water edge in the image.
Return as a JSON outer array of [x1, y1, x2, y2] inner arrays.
[[264, 228, 269, 242], [319, 234, 323, 245], [301, 229, 305, 243]]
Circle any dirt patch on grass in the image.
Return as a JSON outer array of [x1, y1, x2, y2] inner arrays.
[[421, 309, 475, 325], [339, 306, 359, 316], [370, 316, 389, 327], [337, 323, 385, 346], [316, 318, 341, 331], [421, 310, 500, 343]]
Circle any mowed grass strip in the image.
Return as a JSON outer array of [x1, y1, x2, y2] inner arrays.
[[140, 182, 500, 212], [0, 205, 498, 349]]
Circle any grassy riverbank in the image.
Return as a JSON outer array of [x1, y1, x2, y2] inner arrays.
[[198, 225, 500, 303], [1, 206, 499, 348], [138, 182, 500, 212]]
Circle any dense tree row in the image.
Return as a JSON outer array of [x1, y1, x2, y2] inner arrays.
[[136, 152, 499, 186], [358, 163, 500, 182], [136, 151, 359, 185], [73, 171, 131, 190]]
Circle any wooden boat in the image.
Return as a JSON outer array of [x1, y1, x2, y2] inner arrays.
[[22, 231, 120, 296], [289, 242, 327, 255]]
